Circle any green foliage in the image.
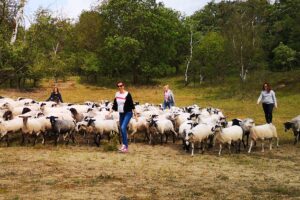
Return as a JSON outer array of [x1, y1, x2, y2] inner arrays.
[[272, 42, 296, 71], [0, 0, 299, 88], [195, 31, 225, 81]]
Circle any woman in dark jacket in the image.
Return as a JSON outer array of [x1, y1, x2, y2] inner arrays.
[[109, 82, 137, 153], [47, 86, 63, 103]]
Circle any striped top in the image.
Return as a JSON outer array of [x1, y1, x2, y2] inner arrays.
[[115, 91, 128, 113]]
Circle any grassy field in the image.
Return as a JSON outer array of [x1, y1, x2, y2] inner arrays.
[[0, 73, 300, 199]]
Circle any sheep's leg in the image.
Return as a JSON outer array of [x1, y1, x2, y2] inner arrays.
[[191, 142, 194, 156], [248, 140, 254, 153], [246, 134, 249, 147], [42, 133, 45, 145], [71, 132, 77, 144], [198, 142, 201, 154], [94, 134, 100, 147], [165, 133, 169, 144], [160, 134, 163, 145], [228, 142, 231, 155], [5, 135, 9, 147], [276, 136, 279, 147], [171, 130, 177, 143], [55, 134, 59, 146], [130, 130, 136, 143], [295, 132, 300, 145], [219, 144, 222, 156], [261, 139, 265, 152], [64, 133, 70, 145], [242, 137, 246, 149], [202, 141, 205, 154], [144, 130, 150, 143], [269, 138, 273, 150], [20, 133, 25, 145], [238, 139, 241, 153], [149, 133, 152, 145], [33, 134, 37, 146]]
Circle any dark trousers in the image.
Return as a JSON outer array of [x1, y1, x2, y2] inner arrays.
[[262, 103, 274, 124], [119, 112, 133, 148]]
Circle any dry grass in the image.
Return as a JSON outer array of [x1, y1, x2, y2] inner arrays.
[[0, 77, 300, 199]]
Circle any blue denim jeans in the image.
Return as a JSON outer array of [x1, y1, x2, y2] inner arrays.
[[163, 101, 174, 110], [119, 112, 133, 148]]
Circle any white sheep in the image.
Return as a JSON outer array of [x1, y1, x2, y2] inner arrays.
[[214, 125, 243, 156], [19, 116, 46, 145], [86, 118, 119, 147], [248, 123, 279, 153], [0, 118, 23, 146], [147, 117, 177, 145], [185, 123, 215, 156], [128, 116, 149, 143]]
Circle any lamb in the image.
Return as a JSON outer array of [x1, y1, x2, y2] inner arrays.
[[214, 125, 243, 156], [248, 123, 279, 153], [47, 116, 77, 145], [284, 115, 300, 144], [185, 123, 215, 156]]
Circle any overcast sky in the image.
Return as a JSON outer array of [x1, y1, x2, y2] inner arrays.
[[24, 0, 221, 26]]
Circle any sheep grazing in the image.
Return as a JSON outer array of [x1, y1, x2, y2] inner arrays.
[[214, 125, 243, 156], [69, 108, 85, 122], [85, 118, 119, 147], [128, 116, 150, 143], [147, 115, 177, 145], [3, 110, 13, 121], [284, 115, 300, 144], [185, 123, 215, 156], [0, 118, 23, 146], [47, 116, 77, 145], [248, 123, 279, 153], [19, 116, 46, 145]]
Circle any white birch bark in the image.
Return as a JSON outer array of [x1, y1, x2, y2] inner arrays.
[[10, 0, 26, 45], [185, 26, 193, 85]]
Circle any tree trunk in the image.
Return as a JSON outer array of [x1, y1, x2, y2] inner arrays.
[[185, 26, 193, 86], [10, 0, 26, 45]]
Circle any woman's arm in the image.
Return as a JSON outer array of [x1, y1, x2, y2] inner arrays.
[[257, 91, 262, 104], [272, 91, 278, 108], [58, 93, 63, 103]]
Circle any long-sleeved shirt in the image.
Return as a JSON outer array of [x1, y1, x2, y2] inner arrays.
[[112, 92, 135, 113], [257, 90, 277, 107], [164, 89, 175, 105], [47, 92, 63, 103]]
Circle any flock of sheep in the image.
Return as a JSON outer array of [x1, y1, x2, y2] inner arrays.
[[0, 96, 299, 156]]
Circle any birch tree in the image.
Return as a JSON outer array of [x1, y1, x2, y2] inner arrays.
[[10, 0, 26, 45]]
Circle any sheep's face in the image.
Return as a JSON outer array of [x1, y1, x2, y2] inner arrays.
[[185, 132, 194, 145], [284, 122, 293, 132]]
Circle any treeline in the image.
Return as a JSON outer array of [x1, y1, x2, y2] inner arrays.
[[0, 0, 299, 88]]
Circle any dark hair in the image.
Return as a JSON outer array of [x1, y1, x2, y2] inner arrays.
[[262, 82, 271, 93], [53, 87, 60, 93], [116, 82, 125, 87]]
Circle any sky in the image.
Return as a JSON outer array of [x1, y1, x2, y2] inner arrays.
[[24, 0, 221, 27]]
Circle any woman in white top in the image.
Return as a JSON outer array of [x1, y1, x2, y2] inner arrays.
[[257, 82, 278, 124], [109, 82, 137, 153]]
